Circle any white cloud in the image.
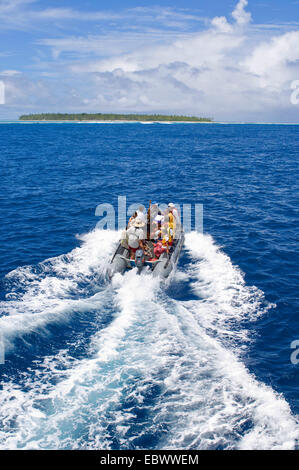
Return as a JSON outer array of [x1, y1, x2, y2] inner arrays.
[[0, 69, 21, 76], [69, 28, 244, 75], [0, 2, 205, 31], [2, 0, 299, 122], [231, 0, 252, 26], [243, 31, 299, 77], [0, 0, 36, 12], [35, 7, 119, 21], [211, 16, 233, 33]]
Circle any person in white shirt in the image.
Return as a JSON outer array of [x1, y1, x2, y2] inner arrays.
[[126, 218, 146, 259], [154, 211, 164, 224]]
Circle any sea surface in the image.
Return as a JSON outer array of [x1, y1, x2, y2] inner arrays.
[[0, 122, 298, 450]]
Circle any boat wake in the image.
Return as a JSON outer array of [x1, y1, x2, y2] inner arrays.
[[0, 229, 298, 449]]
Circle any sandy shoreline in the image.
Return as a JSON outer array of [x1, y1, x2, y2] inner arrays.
[[1, 120, 298, 125]]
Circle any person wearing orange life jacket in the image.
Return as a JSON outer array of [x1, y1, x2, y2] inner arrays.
[[168, 203, 180, 228], [165, 209, 175, 242]]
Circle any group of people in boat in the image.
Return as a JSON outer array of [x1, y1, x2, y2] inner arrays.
[[121, 202, 180, 261]]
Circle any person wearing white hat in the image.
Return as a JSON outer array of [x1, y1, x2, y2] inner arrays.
[[133, 218, 145, 228], [128, 211, 138, 227], [126, 218, 146, 259]]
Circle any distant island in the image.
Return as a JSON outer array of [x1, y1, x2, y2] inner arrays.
[[19, 113, 213, 122]]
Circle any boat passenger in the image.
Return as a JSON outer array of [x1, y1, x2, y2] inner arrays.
[[167, 210, 174, 229], [149, 203, 159, 226], [165, 229, 173, 246], [167, 205, 178, 240], [153, 228, 162, 240], [162, 234, 170, 253], [168, 203, 180, 226], [151, 202, 159, 216], [147, 202, 157, 240], [154, 211, 164, 235], [126, 218, 146, 260], [128, 211, 138, 227], [143, 240, 154, 258], [154, 240, 167, 259], [154, 211, 164, 224], [137, 206, 146, 223], [162, 222, 172, 241]]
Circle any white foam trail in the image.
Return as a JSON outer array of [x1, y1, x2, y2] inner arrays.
[[148, 302, 299, 450], [184, 232, 274, 344], [0, 229, 119, 350], [0, 231, 297, 450], [0, 270, 161, 449]]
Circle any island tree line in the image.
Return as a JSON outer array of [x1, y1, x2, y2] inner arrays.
[[19, 112, 213, 122]]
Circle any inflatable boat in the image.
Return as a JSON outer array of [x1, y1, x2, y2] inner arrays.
[[107, 227, 184, 279]]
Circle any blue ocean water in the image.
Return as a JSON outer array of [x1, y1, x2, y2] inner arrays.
[[0, 122, 298, 449]]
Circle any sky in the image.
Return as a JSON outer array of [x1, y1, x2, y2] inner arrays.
[[0, 0, 299, 122]]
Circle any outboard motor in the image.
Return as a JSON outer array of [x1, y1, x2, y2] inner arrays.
[[135, 249, 145, 274]]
